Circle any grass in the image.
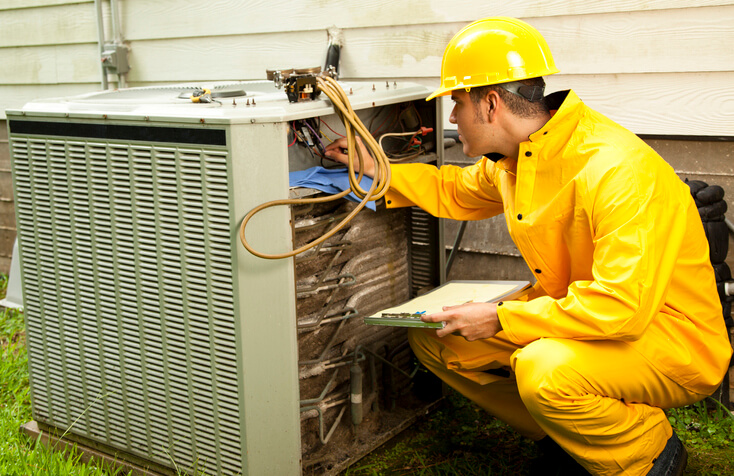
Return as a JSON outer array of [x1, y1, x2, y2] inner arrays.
[[343, 391, 734, 476], [342, 391, 537, 475], [0, 273, 130, 476], [2, 273, 733, 475], [669, 399, 734, 475]]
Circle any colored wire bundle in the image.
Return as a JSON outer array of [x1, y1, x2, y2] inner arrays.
[[379, 129, 427, 162]]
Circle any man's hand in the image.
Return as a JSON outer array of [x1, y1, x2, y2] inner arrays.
[[422, 302, 502, 341], [324, 136, 376, 178]]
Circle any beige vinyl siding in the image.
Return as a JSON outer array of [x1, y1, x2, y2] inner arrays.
[[0, 1, 102, 115], [119, 0, 733, 39], [1, 1, 733, 136], [0, 2, 98, 47], [0, 44, 100, 84], [1, 0, 82, 9], [547, 72, 734, 137]]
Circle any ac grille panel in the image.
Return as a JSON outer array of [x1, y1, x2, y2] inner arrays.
[[11, 136, 243, 475]]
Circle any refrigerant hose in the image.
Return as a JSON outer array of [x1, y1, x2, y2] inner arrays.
[[239, 75, 391, 259]]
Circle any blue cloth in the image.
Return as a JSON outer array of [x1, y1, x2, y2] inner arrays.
[[289, 166, 377, 211]]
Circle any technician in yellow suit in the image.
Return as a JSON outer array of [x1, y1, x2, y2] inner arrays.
[[326, 17, 732, 476]]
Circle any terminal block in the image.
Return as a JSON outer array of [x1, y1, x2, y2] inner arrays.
[[285, 74, 321, 102]]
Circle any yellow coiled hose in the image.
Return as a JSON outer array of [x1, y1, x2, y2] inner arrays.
[[239, 75, 391, 259]]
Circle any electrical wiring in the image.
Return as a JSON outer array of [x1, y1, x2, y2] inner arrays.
[[239, 75, 392, 260], [320, 129, 334, 144], [379, 130, 418, 151], [295, 126, 318, 161], [385, 148, 424, 163], [303, 119, 326, 156], [379, 128, 432, 162], [288, 128, 298, 147], [292, 119, 339, 168], [368, 105, 399, 138], [320, 118, 345, 139], [292, 118, 330, 160], [316, 118, 335, 144]]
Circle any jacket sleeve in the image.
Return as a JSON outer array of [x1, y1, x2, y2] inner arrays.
[[385, 158, 505, 220], [499, 153, 691, 344]]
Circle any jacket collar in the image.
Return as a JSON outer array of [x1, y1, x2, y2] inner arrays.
[[528, 90, 584, 146], [486, 90, 583, 165]]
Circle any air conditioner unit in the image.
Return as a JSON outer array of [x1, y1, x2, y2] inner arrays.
[[7, 79, 445, 475]]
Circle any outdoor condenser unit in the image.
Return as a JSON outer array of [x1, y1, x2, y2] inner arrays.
[[7, 79, 445, 475]]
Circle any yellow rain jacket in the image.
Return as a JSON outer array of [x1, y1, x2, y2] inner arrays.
[[386, 90, 731, 395]]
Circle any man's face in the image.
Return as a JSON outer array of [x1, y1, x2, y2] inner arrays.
[[449, 89, 492, 158]]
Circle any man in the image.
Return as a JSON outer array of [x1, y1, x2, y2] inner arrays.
[[325, 17, 731, 475]]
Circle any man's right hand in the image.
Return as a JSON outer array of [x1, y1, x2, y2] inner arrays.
[[324, 136, 376, 178]]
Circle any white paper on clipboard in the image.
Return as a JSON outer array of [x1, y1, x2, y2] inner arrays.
[[375, 280, 533, 316]]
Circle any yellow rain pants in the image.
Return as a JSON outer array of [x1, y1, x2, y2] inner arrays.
[[385, 90, 732, 475], [409, 328, 704, 475]]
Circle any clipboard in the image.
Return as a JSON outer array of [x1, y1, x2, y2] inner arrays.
[[363, 280, 532, 328]]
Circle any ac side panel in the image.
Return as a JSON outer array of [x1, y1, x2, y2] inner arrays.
[[230, 121, 302, 475], [9, 123, 246, 476]]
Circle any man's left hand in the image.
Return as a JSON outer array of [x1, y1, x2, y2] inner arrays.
[[422, 302, 501, 341]]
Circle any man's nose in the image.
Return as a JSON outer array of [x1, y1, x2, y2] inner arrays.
[[449, 106, 457, 124]]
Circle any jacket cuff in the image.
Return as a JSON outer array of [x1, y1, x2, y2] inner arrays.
[[496, 300, 525, 345]]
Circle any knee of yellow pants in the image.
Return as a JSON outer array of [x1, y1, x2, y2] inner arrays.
[[408, 328, 546, 440], [512, 338, 578, 415], [512, 338, 674, 476]]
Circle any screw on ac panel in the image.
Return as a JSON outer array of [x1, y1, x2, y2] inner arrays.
[[246, 99, 250, 106], [349, 88, 353, 95], [372, 84, 375, 91], [252, 98, 256, 105], [393, 81, 397, 88], [233, 98, 237, 106], [144, 116, 149, 121], [200, 118, 205, 123]]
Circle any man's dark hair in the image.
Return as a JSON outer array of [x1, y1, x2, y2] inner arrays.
[[469, 77, 549, 119]]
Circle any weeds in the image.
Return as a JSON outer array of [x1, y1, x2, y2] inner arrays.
[[343, 391, 537, 475], [668, 398, 734, 475], [343, 385, 734, 475], [669, 398, 734, 451]]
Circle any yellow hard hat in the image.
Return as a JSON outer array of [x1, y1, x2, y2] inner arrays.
[[427, 17, 559, 101]]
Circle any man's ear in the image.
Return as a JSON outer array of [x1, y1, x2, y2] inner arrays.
[[484, 90, 501, 122]]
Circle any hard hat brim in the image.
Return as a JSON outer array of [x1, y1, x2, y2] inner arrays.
[[426, 87, 452, 102]]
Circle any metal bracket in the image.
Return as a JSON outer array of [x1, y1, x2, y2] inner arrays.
[[272, 70, 284, 89]]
